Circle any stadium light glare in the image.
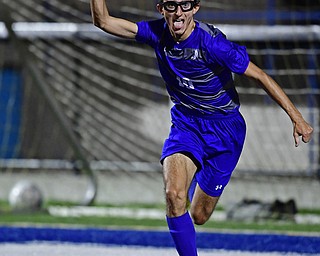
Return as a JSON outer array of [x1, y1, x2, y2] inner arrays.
[[0, 22, 8, 38]]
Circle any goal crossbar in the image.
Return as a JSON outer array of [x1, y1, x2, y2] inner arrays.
[[0, 22, 319, 42]]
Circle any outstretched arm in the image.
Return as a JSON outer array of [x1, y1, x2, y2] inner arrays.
[[244, 61, 313, 147], [90, 0, 138, 39]]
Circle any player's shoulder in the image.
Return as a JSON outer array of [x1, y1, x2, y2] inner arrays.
[[196, 21, 226, 39], [136, 18, 166, 44], [147, 18, 166, 26], [142, 18, 166, 33]]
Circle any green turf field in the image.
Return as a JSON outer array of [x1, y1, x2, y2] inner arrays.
[[1, 201, 320, 234]]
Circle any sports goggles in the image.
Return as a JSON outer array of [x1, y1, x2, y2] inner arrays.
[[160, 1, 199, 13]]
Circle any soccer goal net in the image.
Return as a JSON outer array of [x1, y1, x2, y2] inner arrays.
[[0, 0, 319, 204]]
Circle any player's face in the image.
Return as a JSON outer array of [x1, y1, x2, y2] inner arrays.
[[157, 0, 200, 42]]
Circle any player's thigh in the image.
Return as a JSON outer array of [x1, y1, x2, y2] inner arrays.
[[163, 153, 197, 193]]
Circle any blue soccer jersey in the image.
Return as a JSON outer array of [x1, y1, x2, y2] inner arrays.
[[136, 19, 250, 115]]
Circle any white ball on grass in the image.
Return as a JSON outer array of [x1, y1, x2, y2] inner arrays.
[[8, 181, 43, 212]]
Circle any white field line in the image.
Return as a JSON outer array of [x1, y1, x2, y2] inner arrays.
[[1, 242, 309, 256], [47, 206, 320, 225]]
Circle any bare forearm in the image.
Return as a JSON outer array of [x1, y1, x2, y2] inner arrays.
[[90, 0, 137, 39], [245, 62, 302, 122], [244, 61, 313, 146], [90, 0, 109, 28], [260, 72, 303, 123]]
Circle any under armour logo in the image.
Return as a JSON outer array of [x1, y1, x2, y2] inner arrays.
[[215, 185, 223, 190]]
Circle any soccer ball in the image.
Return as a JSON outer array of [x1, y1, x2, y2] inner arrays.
[[8, 181, 43, 212]]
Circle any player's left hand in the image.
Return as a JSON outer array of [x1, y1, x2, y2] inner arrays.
[[293, 119, 313, 147]]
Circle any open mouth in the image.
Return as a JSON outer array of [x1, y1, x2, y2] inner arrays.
[[173, 19, 184, 30]]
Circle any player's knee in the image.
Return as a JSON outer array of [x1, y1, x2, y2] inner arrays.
[[165, 187, 186, 205], [165, 187, 187, 215], [191, 206, 214, 225], [191, 211, 210, 225]]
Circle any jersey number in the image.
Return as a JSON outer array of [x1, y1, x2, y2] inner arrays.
[[177, 77, 194, 89]]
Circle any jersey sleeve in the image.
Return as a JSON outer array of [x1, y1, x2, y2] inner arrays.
[[135, 19, 163, 48], [135, 21, 151, 44], [209, 33, 250, 74]]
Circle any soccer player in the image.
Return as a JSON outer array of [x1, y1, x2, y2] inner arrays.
[[90, 0, 314, 255]]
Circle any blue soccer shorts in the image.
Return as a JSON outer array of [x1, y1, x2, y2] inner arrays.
[[161, 105, 246, 197]]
